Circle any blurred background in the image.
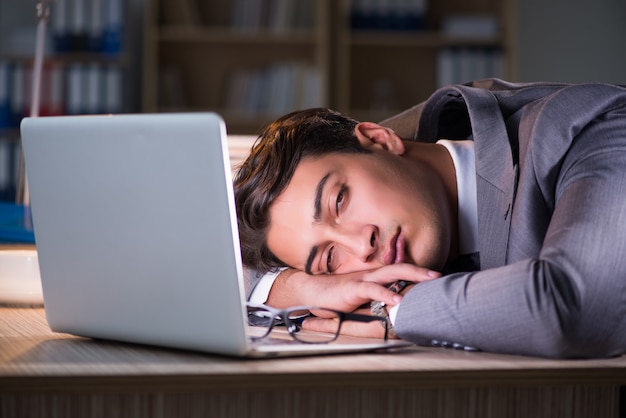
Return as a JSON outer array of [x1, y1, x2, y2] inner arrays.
[[0, 0, 625, 203]]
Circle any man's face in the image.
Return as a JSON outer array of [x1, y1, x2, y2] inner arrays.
[[266, 143, 454, 275]]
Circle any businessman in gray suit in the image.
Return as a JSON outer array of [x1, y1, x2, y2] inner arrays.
[[234, 79, 626, 358]]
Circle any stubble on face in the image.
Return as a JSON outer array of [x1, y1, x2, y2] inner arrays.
[[266, 147, 455, 275]]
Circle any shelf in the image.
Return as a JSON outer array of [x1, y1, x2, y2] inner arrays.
[[144, 0, 514, 134], [333, 0, 513, 123], [347, 31, 503, 48], [347, 108, 410, 123], [159, 107, 281, 124], [0, 52, 129, 65], [157, 26, 318, 45], [0, 129, 20, 140], [143, 0, 330, 128], [154, 107, 294, 135]]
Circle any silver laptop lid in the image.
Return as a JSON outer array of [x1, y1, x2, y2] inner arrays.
[[21, 113, 250, 356]]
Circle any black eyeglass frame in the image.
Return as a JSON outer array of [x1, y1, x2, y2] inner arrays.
[[246, 303, 389, 343]]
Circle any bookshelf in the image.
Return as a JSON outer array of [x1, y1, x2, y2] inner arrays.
[[0, 0, 130, 203], [333, 0, 514, 122], [143, 0, 331, 135], [143, 0, 515, 134], [0, 0, 127, 124]]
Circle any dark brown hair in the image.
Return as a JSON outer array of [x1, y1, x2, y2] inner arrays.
[[233, 108, 371, 273]]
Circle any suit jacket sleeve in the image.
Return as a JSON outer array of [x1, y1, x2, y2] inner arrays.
[[385, 79, 626, 358]]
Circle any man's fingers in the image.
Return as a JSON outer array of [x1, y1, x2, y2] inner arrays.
[[362, 263, 441, 285], [356, 281, 409, 307], [301, 317, 338, 334]]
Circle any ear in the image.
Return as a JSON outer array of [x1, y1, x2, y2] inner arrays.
[[354, 122, 405, 155]]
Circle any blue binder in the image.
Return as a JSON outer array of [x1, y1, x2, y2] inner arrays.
[[0, 202, 35, 243]]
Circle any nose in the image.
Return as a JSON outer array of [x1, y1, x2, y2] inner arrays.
[[333, 224, 378, 263]]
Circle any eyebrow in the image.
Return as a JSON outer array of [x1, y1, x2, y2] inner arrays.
[[313, 172, 332, 222], [304, 245, 318, 275], [305, 172, 332, 274]]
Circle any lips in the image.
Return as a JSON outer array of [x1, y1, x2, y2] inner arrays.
[[384, 228, 404, 265], [394, 233, 405, 264]]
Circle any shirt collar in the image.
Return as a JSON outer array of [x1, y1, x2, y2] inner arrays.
[[436, 139, 479, 255]]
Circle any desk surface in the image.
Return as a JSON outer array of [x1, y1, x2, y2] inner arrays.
[[2, 306, 626, 393]]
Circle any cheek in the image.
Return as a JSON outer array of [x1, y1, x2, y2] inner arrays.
[[359, 187, 412, 220], [355, 178, 403, 212], [334, 252, 382, 274], [407, 218, 450, 270], [266, 219, 309, 268]]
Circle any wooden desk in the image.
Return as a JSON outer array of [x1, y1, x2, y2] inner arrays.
[[1, 307, 625, 418]]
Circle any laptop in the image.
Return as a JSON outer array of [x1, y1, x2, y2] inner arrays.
[[20, 113, 410, 357]]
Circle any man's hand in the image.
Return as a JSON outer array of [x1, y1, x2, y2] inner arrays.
[[265, 263, 440, 314]]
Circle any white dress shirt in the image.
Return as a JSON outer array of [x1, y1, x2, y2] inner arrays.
[[389, 139, 478, 323]]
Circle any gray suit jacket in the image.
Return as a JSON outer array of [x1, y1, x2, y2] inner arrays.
[[381, 79, 626, 358]]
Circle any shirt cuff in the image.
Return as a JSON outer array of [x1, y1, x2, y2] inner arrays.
[[388, 304, 400, 325], [248, 268, 286, 304]]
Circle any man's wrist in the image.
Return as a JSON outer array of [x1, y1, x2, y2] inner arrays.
[[388, 282, 414, 324], [265, 268, 300, 307], [370, 280, 408, 338]]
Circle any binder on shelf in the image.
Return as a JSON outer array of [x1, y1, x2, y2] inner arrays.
[[104, 66, 123, 114], [47, 64, 65, 116], [85, 63, 103, 114], [10, 63, 26, 128], [68, 0, 89, 51], [66, 64, 85, 115], [436, 47, 505, 87], [0, 61, 124, 124], [442, 15, 500, 38], [0, 143, 11, 202], [0, 62, 10, 129], [223, 62, 322, 116], [160, 0, 202, 26], [88, 0, 103, 51], [351, 0, 427, 31], [52, 0, 124, 54], [52, 0, 69, 52], [0, 141, 21, 205], [102, 0, 123, 54], [158, 67, 187, 109], [268, 0, 294, 32], [230, 0, 315, 31]]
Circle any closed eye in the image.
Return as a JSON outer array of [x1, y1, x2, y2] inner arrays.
[[326, 246, 335, 274], [335, 185, 347, 216]]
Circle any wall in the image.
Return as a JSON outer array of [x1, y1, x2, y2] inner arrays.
[[515, 0, 626, 84]]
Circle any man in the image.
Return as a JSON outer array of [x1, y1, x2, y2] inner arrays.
[[234, 79, 626, 358]]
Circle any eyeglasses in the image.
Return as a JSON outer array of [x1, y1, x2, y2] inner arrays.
[[247, 303, 388, 343]]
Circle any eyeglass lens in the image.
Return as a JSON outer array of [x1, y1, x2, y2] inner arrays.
[[247, 306, 342, 343]]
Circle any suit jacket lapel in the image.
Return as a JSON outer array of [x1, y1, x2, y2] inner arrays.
[[465, 87, 518, 269], [416, 86, 518, 269]]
